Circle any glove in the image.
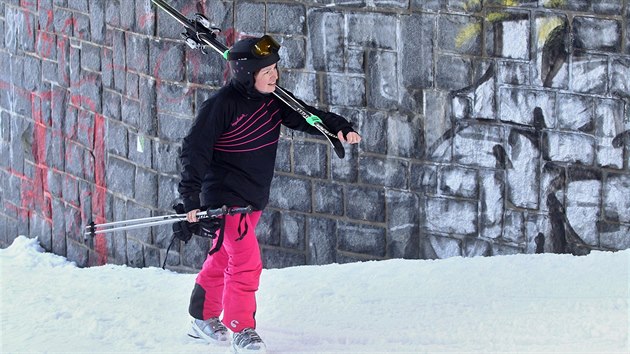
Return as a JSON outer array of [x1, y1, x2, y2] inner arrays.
[[172, 203, 198, 242], [197, 218, 222, 239]]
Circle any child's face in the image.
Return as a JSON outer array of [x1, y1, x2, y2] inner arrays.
[[254, 63, 278, 94]]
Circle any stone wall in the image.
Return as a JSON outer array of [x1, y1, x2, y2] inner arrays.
[[1, 0, 628, 272]]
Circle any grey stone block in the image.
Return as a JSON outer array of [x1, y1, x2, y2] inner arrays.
[[503, 209, 525, 244], [120, 98, 139, 130], [134, 167, 158, 207], [359, 155, 408, 189], [366, 50, 398, 110], [386, 190, 420, 259], [499, 87, 556, 127], [274, 138, 291, 173], [281, 213, 305, 250], [126, 237, 144, 268], [331, 143, 359, 182], [30, 213, 52, 251], [485, 0, 538, 7], [360, 111, 387, 154], [543, 131, 595, 165], [157, 175, 179, 211], [410, 0, 440, 11], [598, 222, 630, 249], [542, 0, 589, 11], [66, 239, 89, 267], [150, 39, 185, 82], [153, 140, 180, 175], [186, 49, 226, 87], [256, 210, 280, 246], [387, 112, 423, 158], [306, 216, 336, 264], [507, 129, 540, 209], [425, 197, 478, 235], [157, 112, 192, 142], [401, 13, 434, 89], [293, 140, 327, 179], [74, 12, 90, 42], [262, 248, 306, 269], [105, 0, 120, 27], [107, 118, 128, 157], [603, 173, 630, 224], [410, 163, 438, 194], [557, 93, 594, 132], [595, 98, 624, 169], [454, 124, 505, 169], [610, 57, 630, 99], [125, 33, 148, 73], [565, 174, 601, 246], [486, 13, 530, 60], [89, 1, 105, 44], [347, 13, 396, 50], [23, 55, 41, 92], [135, 0, 154, 35], [269, 175, 311, 212], [127, 132, 152, 168], [307, 9, 344, 73], [438, 14, 482, 55], [573, 17, 621, 53], [181, 235, 211, 269], [498, 60, 530, 86], [125, 201, 152, 244], [346, 185, 385, 222], [126, 72, 139, 99], [480, 170, 505, 240], [156, 81, 193, 116], [106, 156, 135, 197], [323, 74, 365, 107], [277, 71, 318, 105], [313, 181, 344, 216], [235, 1, 265, 34], [144, 245, 161, 268], [103, 89, 121, 121], [571, 53, 608, 94], [439, 165, 478, 199], [464, 238, 492, 257], [436, 54, 472, 91], [120, 0, 135, 31], [277, 37, 306, 70], [268, 3, 305, 35], [112, 29, 125, 92], [338, 221, 386, 257], [51, 197, 66, 256], [421, 234, 462, 259], [64, 204, 82, 241]]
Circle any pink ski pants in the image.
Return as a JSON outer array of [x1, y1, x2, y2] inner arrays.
[[188, 210, 263, 332]]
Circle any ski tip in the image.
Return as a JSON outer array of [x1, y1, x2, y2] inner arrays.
[[332, 139, 345, 159]]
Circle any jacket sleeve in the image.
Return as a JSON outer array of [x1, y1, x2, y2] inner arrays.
[[177, 98, 227, 212], [278, 90, 355, 137]]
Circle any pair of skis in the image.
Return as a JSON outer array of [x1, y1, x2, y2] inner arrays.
[[152, 0, 346, 159]]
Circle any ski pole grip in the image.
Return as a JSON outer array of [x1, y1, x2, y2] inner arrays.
[[229, 205, 253, 215]]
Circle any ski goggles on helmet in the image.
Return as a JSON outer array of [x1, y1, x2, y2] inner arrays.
[[226, 35, 281, 60]]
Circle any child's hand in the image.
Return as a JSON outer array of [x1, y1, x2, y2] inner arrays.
[[338, 131, 361, 144]]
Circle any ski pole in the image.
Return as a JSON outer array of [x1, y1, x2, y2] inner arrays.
[[150, 0, 345, 159], [84, 206, 252, 239]]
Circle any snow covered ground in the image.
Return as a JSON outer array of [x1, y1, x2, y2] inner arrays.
[[1, 236, 628, 353]]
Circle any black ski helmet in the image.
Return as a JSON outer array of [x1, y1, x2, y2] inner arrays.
[[227, 35, 280, 89]]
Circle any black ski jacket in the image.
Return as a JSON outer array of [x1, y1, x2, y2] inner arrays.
[[178, 80, 354, 212]]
